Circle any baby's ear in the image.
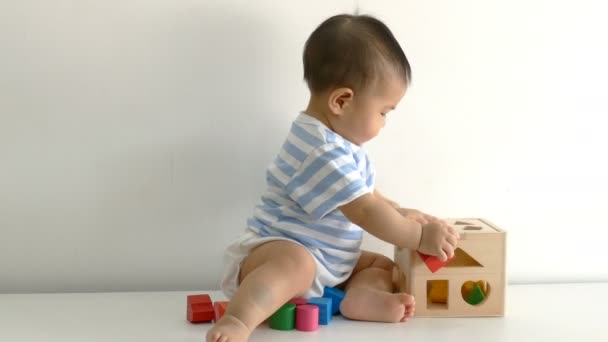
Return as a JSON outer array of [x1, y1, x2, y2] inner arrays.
[[328, 87, 354, 115]]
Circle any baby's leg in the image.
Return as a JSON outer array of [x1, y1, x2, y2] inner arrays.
[[339, 251, 415, 323], [207, 240, 316, 342]]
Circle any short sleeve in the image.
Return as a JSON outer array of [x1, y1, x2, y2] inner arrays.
[[285, 143, 372, 220], [365, 155, 376, 191]]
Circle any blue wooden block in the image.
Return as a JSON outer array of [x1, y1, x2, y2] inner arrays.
[[307, 297, 332, 325], [322, 287, 345, 315]]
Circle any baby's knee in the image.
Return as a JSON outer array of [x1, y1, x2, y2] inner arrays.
[[372, 254, 395, 271], [280, 245, 316, 283], [249, 241, 316, 294]]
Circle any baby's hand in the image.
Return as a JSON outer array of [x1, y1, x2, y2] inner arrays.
[[418, 221, 459, 262]]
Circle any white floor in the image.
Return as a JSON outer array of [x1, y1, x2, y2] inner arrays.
[[1, 283, 606, 342]]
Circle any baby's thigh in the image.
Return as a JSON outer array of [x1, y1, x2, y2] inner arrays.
[[238, 240, 316, 292]]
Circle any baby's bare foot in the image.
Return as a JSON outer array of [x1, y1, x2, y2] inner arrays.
[[206, 314, 251, 342], [340, 287, 415, 323]]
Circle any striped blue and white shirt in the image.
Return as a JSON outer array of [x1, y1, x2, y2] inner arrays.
[[246, 112, 375, 284]]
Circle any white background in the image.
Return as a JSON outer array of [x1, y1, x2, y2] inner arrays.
[[1, 0, 607, 293]]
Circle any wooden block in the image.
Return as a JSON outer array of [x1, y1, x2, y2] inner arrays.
[[289, 298, 308, 306], [307, 297, 332, 325], [187, 294, 214, 323], [428, 280, 448, 304], [461, 280, 490, 297], [322, 287, 345, 315], [418, 251, 455, 273], [476, 280, 489, 296], [213, 301, 229, 322], [269, 303, 296, 330], [295, 305, 319, 332], [461, 280, 476, 298], [465, 284, 486, 305]]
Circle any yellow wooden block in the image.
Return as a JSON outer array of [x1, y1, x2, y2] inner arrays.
[[461, 280, 475, 298], [428, 280, 448, 304], [476, 280, 489, 296]]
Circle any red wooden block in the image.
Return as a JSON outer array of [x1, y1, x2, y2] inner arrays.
[[213, 301, 229, 322], [418, 251, 455, 273], [289, 298, 308, 306], [187, 294, 214, 323]]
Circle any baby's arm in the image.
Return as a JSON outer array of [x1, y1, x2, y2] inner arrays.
[[340, 193, 459, 260], [374, 190, 400, 209], [341, 192, 421, 250], [375, 189, 442, 225]]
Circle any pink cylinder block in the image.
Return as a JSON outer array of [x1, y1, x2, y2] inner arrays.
[[289, 298, 308, 306], [296, 305, 319, 332]]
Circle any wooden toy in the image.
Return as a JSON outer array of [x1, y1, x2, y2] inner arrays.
[[295, 305, 319, 331], [418, 251, 455, 273], [322, 287, 345, 315], [394, 218, 506, 317], [427, 279, 448, 303], [213, 301, 229, 322], [269, 303, 296, 330], [307, 297, 332, 325], [187, 294, 214, 323], [289, 298, 308, 306]]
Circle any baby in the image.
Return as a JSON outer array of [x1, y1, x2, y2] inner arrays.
[[207, 14, 459, 342]]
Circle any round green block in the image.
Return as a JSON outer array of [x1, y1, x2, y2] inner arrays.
[[465, 283, 486, 305], [269, 303, 296, 330]]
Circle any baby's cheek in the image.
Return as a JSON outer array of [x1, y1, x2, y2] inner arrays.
[[369, 122, 382, 138]]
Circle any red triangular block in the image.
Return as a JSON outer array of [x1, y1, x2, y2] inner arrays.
[[213, 301, 229, 322], [418, 251, 455, 273]]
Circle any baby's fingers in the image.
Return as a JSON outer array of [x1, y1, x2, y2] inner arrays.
[[446, 234, 458, 248], [442, 243, 455, 260], [415, 215, 428, 225], [437, 248, 448, 262], [447, 224, 460, 239], [424, 213, 438, 222]]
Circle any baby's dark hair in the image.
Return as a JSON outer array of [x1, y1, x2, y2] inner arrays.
[[303, 14, 411, 94]]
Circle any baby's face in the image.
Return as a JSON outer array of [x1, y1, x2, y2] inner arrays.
[[339, 77, 406, 145]]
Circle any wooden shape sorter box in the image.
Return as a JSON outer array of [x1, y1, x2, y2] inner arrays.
[[394, 218, 506, 317]]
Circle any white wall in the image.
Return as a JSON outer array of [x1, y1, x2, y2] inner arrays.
[[1, 0, 606, 293]]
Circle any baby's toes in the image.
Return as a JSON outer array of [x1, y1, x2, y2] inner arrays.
[[397, 293, 415, 306]]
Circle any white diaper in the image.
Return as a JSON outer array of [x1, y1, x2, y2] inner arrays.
[[220, 229, 345, 299]]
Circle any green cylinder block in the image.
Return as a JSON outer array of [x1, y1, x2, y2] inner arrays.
[[269, 303, 296, 330]]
